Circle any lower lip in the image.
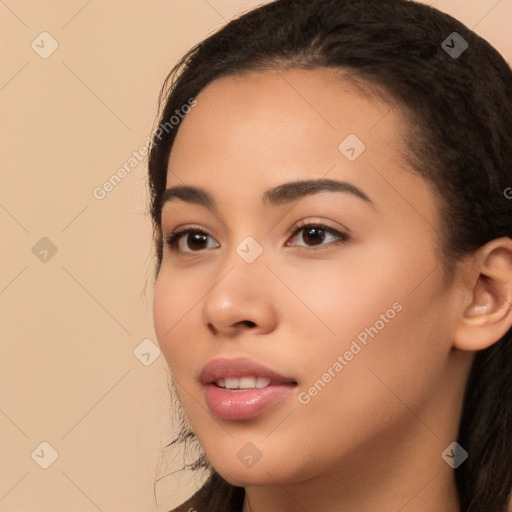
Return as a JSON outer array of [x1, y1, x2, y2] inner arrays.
[[204, 383, 296, 420]]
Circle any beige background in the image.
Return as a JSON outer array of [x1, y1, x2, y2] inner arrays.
[[0, 1, 511, 511]]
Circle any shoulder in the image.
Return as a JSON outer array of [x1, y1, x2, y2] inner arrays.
[[168, 496, 203, 512], [166, 472, 245, 512], [167, 483, 210, 512]]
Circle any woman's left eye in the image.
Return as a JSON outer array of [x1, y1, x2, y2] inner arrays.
[[286, 222, 349, 249], [164, 222, 349, 254]]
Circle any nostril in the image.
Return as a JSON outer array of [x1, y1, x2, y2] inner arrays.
[[239, 320, 256, 328]]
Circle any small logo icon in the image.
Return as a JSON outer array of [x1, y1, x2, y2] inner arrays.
[[441, 32, 468, 59], [32, 237, 58, 263], [133, 338, 161, 366], [442, 442, 468, 468], [31, 441, 59, 469], [31, 32, 59, 59], [237, 442, 263, 468], [338, 134, 366, 161], [236, 236, 263, 264]]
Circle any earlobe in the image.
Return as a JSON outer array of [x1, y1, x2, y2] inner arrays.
[[453, 237, 512, 352]]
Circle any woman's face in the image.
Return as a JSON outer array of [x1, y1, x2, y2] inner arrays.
[[153, 69, 472, 488]]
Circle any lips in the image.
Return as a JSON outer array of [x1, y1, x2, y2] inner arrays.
[[200, 357, 297, 420]]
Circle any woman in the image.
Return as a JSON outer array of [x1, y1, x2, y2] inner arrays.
[[148, 0, 512, 510]]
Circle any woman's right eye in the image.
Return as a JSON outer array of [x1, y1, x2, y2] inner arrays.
[[165, 228, 219, 253]]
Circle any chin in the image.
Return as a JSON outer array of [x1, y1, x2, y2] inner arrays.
[[217, 466, 284, 488], [211, 451, 313, 489]]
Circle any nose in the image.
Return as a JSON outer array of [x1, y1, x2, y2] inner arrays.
[[201, 253, 278, 339]]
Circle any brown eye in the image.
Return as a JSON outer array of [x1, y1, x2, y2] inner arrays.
[[286, 223, 348, 249], [165, 229, 219, 253]]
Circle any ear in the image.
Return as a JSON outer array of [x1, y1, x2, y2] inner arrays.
[[453, 237, 512, 351]]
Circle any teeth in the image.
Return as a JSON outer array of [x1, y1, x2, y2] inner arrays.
[[216, 376, 272, 389], [225, 377, 239, 389], [255, 377, 273, 388]]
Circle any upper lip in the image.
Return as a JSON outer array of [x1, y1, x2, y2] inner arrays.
[[200, 357, 297, 385]]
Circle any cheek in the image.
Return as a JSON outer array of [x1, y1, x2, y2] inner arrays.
[[297, 265, 452, 431], [273, 248, 412, 356], [152, 268, 197, 375], [152, 277, 173, 369], [290, 239, 451, 409]]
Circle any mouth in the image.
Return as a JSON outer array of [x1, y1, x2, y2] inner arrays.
[[215, 376, 274, 389], [200, 357, 298, 420]]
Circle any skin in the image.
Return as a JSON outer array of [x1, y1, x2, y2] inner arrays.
[[152, 68, 512, 512]]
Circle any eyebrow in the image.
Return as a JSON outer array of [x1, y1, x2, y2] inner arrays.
[[161, 178, 373, 211]]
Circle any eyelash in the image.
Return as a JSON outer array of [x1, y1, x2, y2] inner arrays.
[[164, 220, 349, 255]]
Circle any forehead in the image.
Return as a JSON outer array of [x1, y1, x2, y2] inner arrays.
[[168, 68, 404, 175], [179, 68, 397, 139], [164, 68, 436, 227]]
